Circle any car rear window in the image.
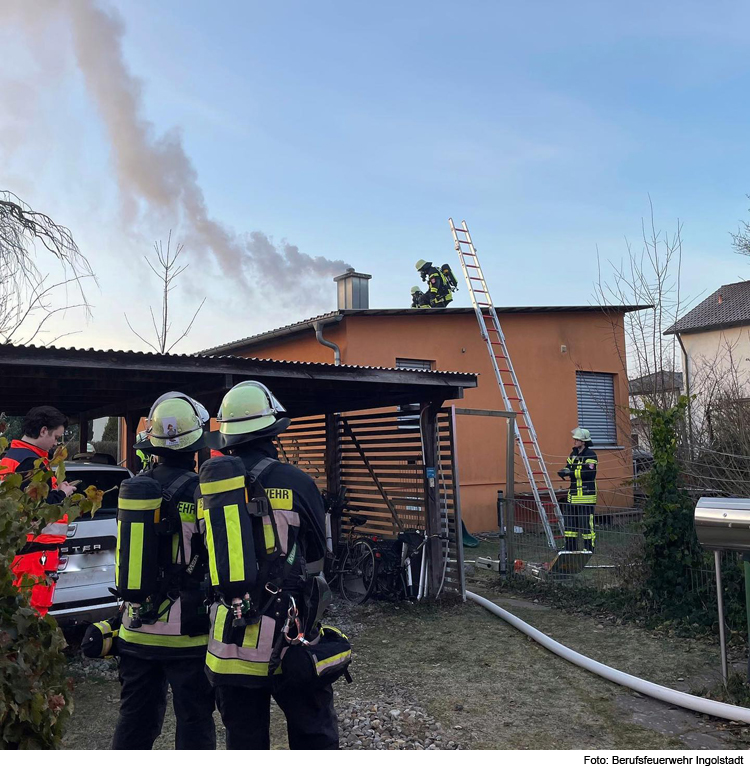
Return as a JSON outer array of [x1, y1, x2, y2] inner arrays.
[[67, 469, 130, 520]]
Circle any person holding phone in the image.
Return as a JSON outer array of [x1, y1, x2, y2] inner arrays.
[[1, 406, 78, 615]]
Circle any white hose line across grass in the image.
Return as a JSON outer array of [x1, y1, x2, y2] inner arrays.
[[466, 590, 750, 725]]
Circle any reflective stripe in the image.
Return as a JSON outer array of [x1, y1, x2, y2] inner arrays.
[[263, 522, 275, 553], [564, 530, 579, 537], [242, 621, 260, 649], [204, 510, 219, 586], [115, 521, 121, 586], [316, 650, 351, 675], [201, 475, 245, 495], [128, 524, 143, 590], [206, 651, 272, 677], [120, 625, 208, 648], [213, 603, 228, 641], [224, 504, 245, 582], [119, 497, 163, 511], [196, 498, 204, 520]]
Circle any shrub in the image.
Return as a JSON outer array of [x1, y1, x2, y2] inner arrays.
[[0, 426, 102, 749]]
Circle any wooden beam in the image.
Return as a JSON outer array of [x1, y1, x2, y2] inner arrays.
[[420, 401, 442, 595]]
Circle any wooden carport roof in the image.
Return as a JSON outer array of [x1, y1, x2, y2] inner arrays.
[[0, 343, 477, 420]]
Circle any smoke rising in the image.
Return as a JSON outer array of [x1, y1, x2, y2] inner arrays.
[[17, 0, 347, 302]]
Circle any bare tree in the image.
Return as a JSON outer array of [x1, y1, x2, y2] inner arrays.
[[593, 199, 689, 408], [0, 190, 94, 345], [125, 231, 206, 354]]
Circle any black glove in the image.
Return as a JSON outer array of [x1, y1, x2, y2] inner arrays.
[[557, 468, 572, 479]]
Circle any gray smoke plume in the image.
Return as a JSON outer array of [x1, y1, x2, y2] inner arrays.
[[16, 1, 347, 301]]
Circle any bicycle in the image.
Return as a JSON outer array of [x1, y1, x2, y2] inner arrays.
[[371, 530, 447, 601], [323, 487, 378, 605]]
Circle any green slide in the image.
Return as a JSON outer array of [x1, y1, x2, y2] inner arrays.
[[462, 523, 480, 548]]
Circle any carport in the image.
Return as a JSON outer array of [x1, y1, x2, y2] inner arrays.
[[0, 343, 477, 596]]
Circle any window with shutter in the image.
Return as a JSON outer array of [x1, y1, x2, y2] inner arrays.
[[576, 371, 617, 446], [396, 359, 433, 428]]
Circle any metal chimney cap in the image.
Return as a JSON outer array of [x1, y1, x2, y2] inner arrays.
[[333, 268, 372, 282]]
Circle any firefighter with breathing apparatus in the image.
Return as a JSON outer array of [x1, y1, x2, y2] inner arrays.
[[199, 381, 349, 750], [415, 260, 458, 308], [411, 286, 431, 308], [108, 392, 216, 750]]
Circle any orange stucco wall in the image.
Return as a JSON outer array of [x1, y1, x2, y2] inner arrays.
[[231, 311, 633, 532]]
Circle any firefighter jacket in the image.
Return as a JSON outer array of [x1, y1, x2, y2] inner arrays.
[[1, 440, 69, 616], [119, 463, 211, 659], [201, 440, 327, 688], [566, 445, 598, 505], [427, 269, 453, 307]]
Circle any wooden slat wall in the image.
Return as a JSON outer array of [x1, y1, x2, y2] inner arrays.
[[276, 409, 463, 597]]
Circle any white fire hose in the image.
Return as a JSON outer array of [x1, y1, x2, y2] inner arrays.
[[467, 590, 750, 725]]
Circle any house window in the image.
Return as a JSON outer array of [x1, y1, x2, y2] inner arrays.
[[396, 359, 433, 428], [576, 371, 617, 446]]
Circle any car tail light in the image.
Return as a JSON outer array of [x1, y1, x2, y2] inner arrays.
[[57, 556, 69, 572]]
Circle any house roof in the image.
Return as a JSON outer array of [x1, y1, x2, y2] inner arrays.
[[665, 281, 750, 335], [202, 305, 650, 356], [628, 370, 683, 395], [0, 342, 476, 420]]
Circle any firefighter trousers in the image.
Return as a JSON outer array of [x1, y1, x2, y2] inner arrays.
[[216, 682, 339, 750], [563, 503, 596, 552], [112, 653, 216, 750]]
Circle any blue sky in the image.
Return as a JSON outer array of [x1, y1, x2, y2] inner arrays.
[[3, 0, 750, 352]]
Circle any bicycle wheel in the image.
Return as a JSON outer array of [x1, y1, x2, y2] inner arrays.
[[339, 539, 377, 605]]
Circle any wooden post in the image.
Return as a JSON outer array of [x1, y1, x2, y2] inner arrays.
[[78, 415, 89, 455], [124, 412, 139, 473], [420, 401, 442, 596], [506, 414, 516, 574], [325, 413, 342, 550]]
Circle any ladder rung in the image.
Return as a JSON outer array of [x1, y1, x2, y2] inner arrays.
[[468, 276, 484, 281], [464, 262, 479, 268], [454, 227, 468, 233], [457, 240, 472, 245], [507, 397, 520, 401]]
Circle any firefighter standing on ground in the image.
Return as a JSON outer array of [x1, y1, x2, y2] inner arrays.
[[558, 428, 597, 552], [112, 392, 216, 750], [201, 381, 336, 750], [0, 406, 78, 616]]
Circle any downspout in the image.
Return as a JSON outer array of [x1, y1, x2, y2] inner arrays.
[[313, 317, 343, 366], [676, 332, 693, 453]]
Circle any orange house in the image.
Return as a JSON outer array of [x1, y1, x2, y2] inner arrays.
[[203, 272, 640, 532]]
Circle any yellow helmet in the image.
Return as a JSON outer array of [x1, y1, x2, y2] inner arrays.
[[411, 286, 422, 294], [137, 392, 209, 453], [571, 427, 592, 442], [415, 259, 428, 271], [217, 381, 288, 437]]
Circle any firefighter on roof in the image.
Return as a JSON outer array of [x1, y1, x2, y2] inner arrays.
[[415, 260, 458, 308], [558, 428, 598, 553]]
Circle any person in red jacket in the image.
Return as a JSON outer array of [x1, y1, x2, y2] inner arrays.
[[1, 406, 78, 616]]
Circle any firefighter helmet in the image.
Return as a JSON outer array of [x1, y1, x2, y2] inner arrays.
[[571, 427, 592, 442], [411, 286, 422, 294], [135, 392, 209, 453], [415, 260, 428, 271], [211, 381, 291, 450]]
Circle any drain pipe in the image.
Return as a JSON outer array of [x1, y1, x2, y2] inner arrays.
[[313, 318, 343, 366], [467, 590, 750, 725]]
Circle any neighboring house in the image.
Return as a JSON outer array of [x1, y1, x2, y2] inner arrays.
[[628, 370, 683, 449], [203, 270, 641, 532], [665, 281, 750, 431]]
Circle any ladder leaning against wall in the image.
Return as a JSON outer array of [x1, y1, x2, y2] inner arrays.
[[448, 218, 564, 550]]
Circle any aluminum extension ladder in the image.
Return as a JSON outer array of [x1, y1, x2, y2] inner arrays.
[[448, 218, 564, 549]]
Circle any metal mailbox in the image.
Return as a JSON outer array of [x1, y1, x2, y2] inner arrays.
[[694, 497, 750, 552]]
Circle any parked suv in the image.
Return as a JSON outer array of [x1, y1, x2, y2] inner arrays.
[[49, 456, 132, 627]]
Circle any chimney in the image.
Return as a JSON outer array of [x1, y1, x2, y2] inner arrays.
[[334, 267, 372, 310]]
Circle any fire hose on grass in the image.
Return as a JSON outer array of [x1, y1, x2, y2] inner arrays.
[[466, 590, 750, 725]]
